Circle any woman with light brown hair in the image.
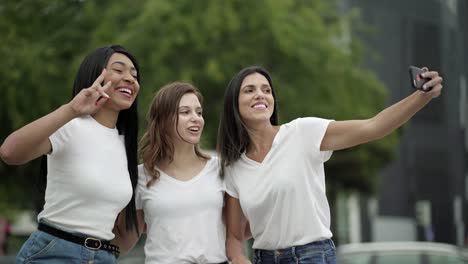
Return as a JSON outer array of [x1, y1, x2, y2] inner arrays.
[[113, 82, 228, 264]]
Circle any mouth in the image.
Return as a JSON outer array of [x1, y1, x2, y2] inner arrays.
[[117, 86, 134, 98], [188, 126, 201, 133], [252, 103, 267, 109]]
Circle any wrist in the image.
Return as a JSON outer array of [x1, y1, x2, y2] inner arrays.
[[62, 103, 80, 119], [231, 255, 249, 262], [414, 89, 433, 100]]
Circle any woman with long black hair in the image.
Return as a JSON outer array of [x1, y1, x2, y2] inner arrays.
[[218, 66, 443, 264], [0, 45, 140, 263]]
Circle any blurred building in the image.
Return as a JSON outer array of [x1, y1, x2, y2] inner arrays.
[[337, 0, 468, 246]]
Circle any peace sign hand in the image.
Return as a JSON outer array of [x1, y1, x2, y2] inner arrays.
[[68, 69, 112, 117]]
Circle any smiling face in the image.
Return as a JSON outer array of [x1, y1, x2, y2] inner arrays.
[[238, 72, 275, 126], [102, 53, 140, 111], [174, 93, 205, 145]]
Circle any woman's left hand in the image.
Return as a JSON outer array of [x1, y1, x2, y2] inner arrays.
[[420, 67, 443, 98]]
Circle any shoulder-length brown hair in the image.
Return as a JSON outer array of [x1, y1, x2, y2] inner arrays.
[[140, 82, 210, 187]]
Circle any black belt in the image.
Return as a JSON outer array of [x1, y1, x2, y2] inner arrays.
[[38, 223, 120, 256]]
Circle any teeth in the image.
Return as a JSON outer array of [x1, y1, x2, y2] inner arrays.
[[118, 88, 132, 95], [189, 127, 199, 131], [253, 104, 266, 109]]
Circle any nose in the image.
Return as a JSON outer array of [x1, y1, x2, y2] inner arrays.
[[191, 115, 200, 122], [254, 89, 265, 99], [123, 71, 135, 84], [190, 112, 202, 122]]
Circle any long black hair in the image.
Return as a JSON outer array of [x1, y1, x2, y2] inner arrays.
[[216, 66, 278, 177], [39, 45, 140, 233]]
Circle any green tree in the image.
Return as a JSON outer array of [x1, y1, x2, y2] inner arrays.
[[90, 0, 398, 194], [0, 0, 398, 218], [0, 0, 92, 215]]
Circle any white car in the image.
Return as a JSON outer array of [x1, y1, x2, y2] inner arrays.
[[337, 241, 468, 264]]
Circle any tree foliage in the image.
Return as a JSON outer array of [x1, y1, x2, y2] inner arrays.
[[0, 0, 398, 214]]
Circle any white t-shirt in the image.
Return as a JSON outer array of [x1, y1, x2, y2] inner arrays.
[[225, 117, 333, 250], [136, 157, 227, 264], [37, 115, 133, 240]]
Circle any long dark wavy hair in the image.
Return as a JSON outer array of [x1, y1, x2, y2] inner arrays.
[[139, 82, 210, 187], [39, 45, 140, 233], [216, 66, 279, 177]]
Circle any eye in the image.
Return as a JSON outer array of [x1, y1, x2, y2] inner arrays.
[[197, 111, 203, 116], [113, 68, 123, 73]]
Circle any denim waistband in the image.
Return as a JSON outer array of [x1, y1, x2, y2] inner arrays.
[[254, 239, 336, 258], [39, 219, 106, 240]]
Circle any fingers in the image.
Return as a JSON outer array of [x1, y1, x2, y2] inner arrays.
[[82, 84, 110, 107], [91, 69, 111, 99], [82, 89, 93, 97], [422, 76, 443, 91], [420, 70, 443, 91], [420, 70, 439, 79], [94, 82, 111, 99], [93, 69, 107, 87], [101, 80, 112, 93], [86, 70, 112, 107], [94, 83, 111, 106], [431, 83, 443, 97]]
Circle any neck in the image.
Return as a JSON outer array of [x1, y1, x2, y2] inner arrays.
[[92, 107, 119, 128], [245, 121, 279, 153], [160, 141, 201, 170]]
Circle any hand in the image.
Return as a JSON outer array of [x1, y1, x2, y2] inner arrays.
[[231, 256, 252, 264], [68, 69, 112, 116], [420, 67, 443, 98]]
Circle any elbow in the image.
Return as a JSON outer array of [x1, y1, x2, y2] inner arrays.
[[371, 127, 391, 142], [0, 144, 20, 165]]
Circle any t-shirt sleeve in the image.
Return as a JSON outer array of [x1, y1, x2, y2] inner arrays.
[[48, 120, 74, 155], [296, 117, 334, 162], [224, 168, 239, 199]]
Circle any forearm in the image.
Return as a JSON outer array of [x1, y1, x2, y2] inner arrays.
[[112, 228, 140, 256], [0, 103, 78, 164], [112, 210, 145, 256], [227, 235, 249, 263], [370, 90, 432, 139]]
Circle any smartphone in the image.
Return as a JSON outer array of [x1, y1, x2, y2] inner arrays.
[[409, 66, 431, 91]]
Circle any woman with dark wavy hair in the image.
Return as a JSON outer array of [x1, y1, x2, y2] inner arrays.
[[217, 65, 443, 264], [0, 45, 140, 263]]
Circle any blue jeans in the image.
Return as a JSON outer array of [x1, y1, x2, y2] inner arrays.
[[16, 230, 117, 264], [254, 239, 337, 264]]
